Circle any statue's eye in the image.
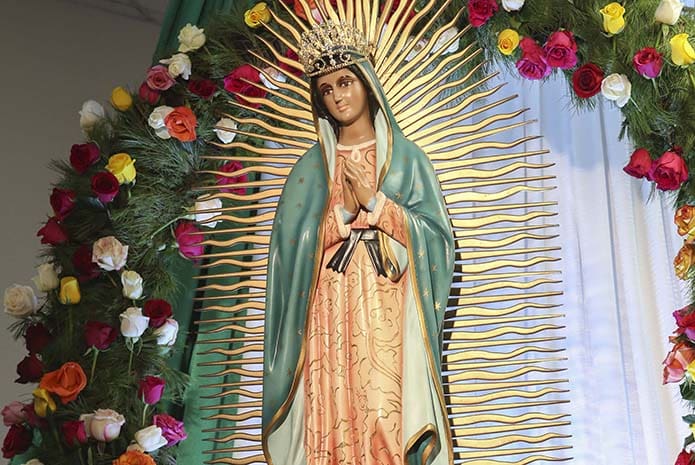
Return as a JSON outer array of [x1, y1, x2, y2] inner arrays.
[[321, 87, 333, 97]]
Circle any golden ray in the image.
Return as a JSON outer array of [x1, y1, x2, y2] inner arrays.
[[248, 50, 310, 91], [443, 336, 565, 351], [454, 445, 572, 461]]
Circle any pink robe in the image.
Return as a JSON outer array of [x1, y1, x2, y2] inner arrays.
[[304, 140, 410, 465]]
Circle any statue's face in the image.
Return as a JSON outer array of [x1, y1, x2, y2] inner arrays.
[[316, 68, 370, 128]]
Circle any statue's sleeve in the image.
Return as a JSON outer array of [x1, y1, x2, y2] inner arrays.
[[367, 192, 407, 245]]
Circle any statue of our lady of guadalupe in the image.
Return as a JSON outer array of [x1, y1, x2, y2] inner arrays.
[[262, 21, 455, 465]]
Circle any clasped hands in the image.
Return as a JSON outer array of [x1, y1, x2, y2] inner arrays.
[[342, 158, 376, 217]]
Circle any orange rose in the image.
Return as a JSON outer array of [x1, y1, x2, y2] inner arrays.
[[112, 450, 156, 465], [676, 205, 695, 239], [674, 243, 695, 280], [664, 342, 695, 384], [164, 106, 197, 142], [39, 362, 87, 404]]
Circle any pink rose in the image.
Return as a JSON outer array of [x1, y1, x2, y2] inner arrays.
[[543, 30, 578, 69], [223, 64, 267, 108], [153, 413, 187, 446], [674, 306, 695, 339], [1, 402, 26, 427], [467, 0, 498, 27], [216, 160, 249, 195], [648, 150, 689, 191], [174, 221, 205, 259], [146, 65, 175, 91], [663, 342, 695, 384], [623, 148, 652, 179], [633, 47, 663, 79], [138, 376, 165, 405], [516, 37, 551, 80]]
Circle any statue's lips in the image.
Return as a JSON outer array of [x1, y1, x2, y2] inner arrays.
[[336, 104, 350, 112]]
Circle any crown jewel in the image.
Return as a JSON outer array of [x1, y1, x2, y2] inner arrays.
[[298, 21, 372, 77]]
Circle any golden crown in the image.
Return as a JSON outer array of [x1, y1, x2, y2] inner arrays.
[[298, 21, 373, 77]]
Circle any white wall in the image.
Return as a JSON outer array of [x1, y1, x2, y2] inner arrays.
[[0, 1, 160, 462]]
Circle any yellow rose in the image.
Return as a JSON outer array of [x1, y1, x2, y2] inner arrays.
[[674, 243, 695, 280], [110, 86, 133, 111], [600, 2, 626, 35], [498, 29, 520, 56], [671, 33, 695, 66], [244, 2, 271, 28], [59, 276, 81, 305], [676, 205, 695, 239], [687, 359, 695, 379], [33, 388, 57, 417], [107, 153, 137, 184]]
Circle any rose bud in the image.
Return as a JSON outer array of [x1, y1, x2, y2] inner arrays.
[[50, 188, 76, 220], [134, 425, 167, 452], [25, 323, 52, 354], [62, 420, 88, 447], [623, 148, 652, 179], [174, 221, 205, 260], [37, 217, 68, 245], [138, 376, 166, 405], [119, 307, 149, 340], [143, 299, 173, 328], [648, 150, 689, 191], [80, 409, 125, 442], [92, 236, 129, 271], [1, 402, 27, 427], [32, 388, 56, 417], [138, 82, 160, 105], [70, 142, 100, 174], [32, 263, 60, 292], [1, 424, 32, 459], [84, 321, 118, 350], [58, 276, 81, 305], [16, 354, 44, 384], [121, 270, 143, 300], [91, 171, 120, 204], [187, 78, 217, 99], [153, 319, 179, 346]]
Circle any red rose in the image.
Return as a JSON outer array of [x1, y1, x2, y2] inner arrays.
[[37, 217, 68, 245], [25, 323, 52, 354], [572, 63, 604, 98], [188, 79, 217, 99], [216, 160, 249, 195], [138, 376, 165, 405], [91, 171, 120, 204], [72, 244, 100, 282], [676, 450, 693, 465], [153, 413, 187, 446], [22, 403, 47, 429], [62, 420, 87, 447], [164, 106, 197, 142], [467, 0, 498, 27], [648, 150, 689, 191], [2, 424, 32, 459], [623, 148, 652, 179], [543, 30, 578, 69], [50, 188, 76, 220], [146, 65, 175, 91], [174, 221, 205, 260], [224, 65, 267, 109], [84, 321, 118, 350], [143, 299, 173, 328], [279, 48, 303, 77], [15, 354, 43, 384], [70, 143, 100, 174], [674, 306, 695, 339], [633, 47, 663, 79], [139, 82, 160, 105], [516, 37, 551, 80]]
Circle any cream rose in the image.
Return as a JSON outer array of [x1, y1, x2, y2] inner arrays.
[[148, 105, 175, 139], [79, 100, 105, 131], [655, 0, 683, 25], [432, 27, 460, 55], [153, 318, 179, 346], [160, 53, 191, 80], [178, 24, 206, 53], [4, 285, 38, 318], [214, 118, 238, 144], [601, 73, 632, 108], [32, 263, 60, 292], [80, 409, 125, 442], [501, 0, 525, 11], [92, 236, 128, 271], [119, 307, 149, 340], [121, 270, 143, 300], [194, 196, 223, 228], [135, 425, 168, 452]]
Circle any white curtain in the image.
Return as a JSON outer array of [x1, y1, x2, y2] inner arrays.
[[486, 67, 689, 463]]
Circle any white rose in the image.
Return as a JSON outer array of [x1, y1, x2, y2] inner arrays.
[[194, 196, 223, 228], [405, 37, 428, 62], [121, 270, 143, 300], [23, 460, 44, 465], [259, 67, 287, 90], [32, 263, 60, 292], [601, 73, 632, 108], [79, 100, 105, 131], [148, 105, 174, 140], [686, 441, 695, 454], [119, 307, 149, 340], [214, 118, 238, 144], [655, 0, 683, 25], [92, 236, 128, 271], [153, 318, 179, 346], [160, 53, 192, 80], [4, 285, 38, 318], [431, 27, 460, 55], [501, 0, 525, 11], [80, 409, 125, 442], [135, 425, 168, 452], [178, 23, 206, 53]]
